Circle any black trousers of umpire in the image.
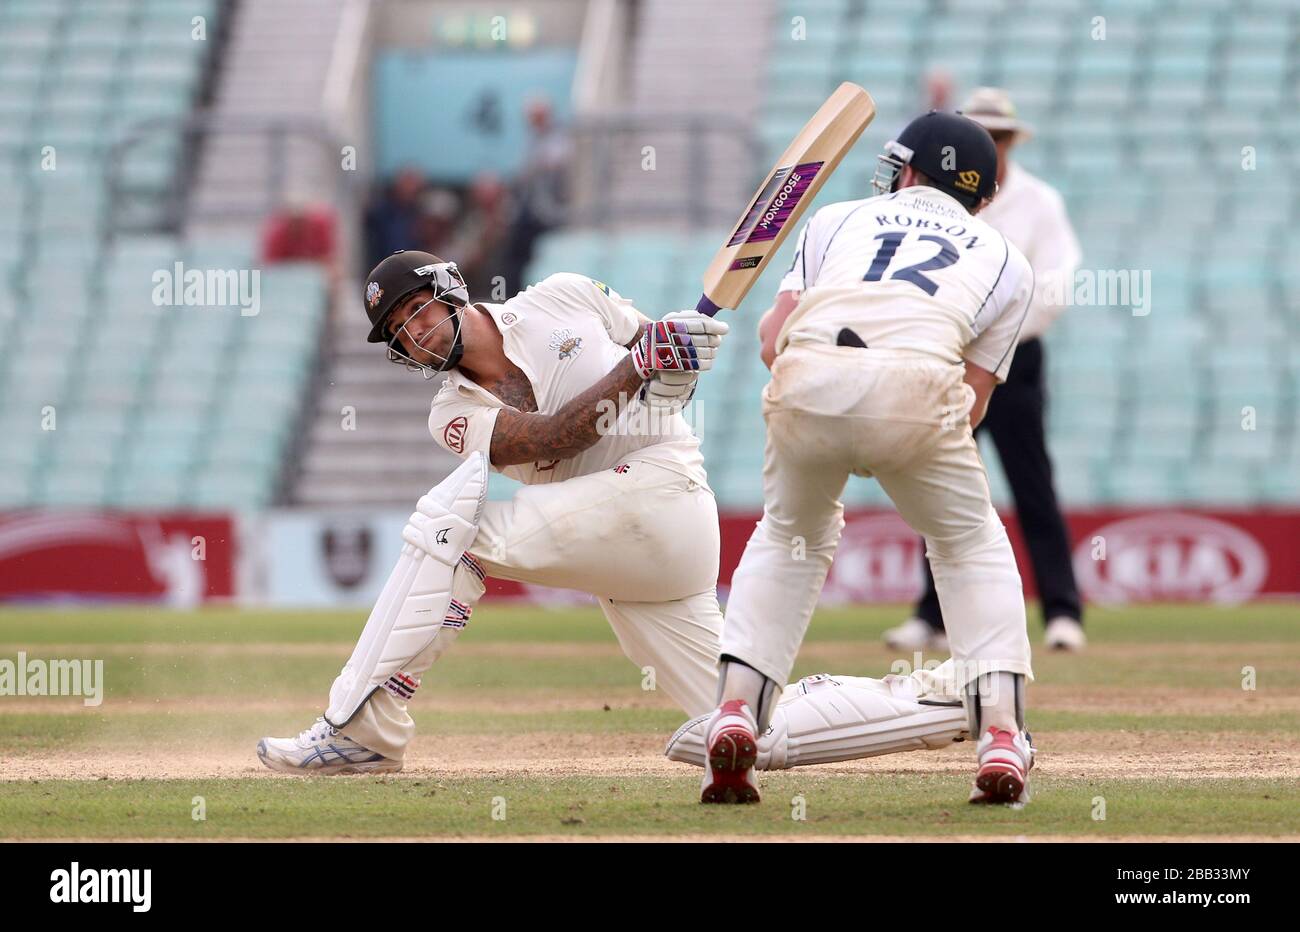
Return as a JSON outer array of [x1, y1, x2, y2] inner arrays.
[[914, 337, 1083, 630]]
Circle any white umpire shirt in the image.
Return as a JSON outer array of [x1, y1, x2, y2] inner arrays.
[[776, 185, 1034, 381], [428, 273, 707, 486], [980, 161, 1082, 342]]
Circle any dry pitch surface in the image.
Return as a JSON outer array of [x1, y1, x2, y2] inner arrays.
[[1, 604, 1297, 841]]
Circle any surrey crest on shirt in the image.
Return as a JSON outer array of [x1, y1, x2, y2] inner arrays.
[[549, 327, 584, 360]]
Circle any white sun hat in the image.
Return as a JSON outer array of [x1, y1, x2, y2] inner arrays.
[[959, 86, 1034, 142]]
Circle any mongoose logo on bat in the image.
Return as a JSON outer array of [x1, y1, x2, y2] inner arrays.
[[726, 162, 824, 247], [695, 83, 874, 315], [443, 416, 468, 454]]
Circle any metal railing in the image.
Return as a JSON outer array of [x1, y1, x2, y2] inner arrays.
[[103, 113, 359, 235], [565, 112, 762, 228]]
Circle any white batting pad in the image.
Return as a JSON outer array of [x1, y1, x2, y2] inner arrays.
[[325, 453, 487, 727], [665, 673, 968, 770]]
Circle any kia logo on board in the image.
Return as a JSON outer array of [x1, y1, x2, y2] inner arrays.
[[1074, 512, 1268, 605]]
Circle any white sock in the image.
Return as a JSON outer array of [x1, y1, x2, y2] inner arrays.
[[977, 671, 1019, 733], [719, 660, 767, 718]]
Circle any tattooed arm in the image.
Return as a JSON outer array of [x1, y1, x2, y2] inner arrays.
[[489, 357, 646, 466]]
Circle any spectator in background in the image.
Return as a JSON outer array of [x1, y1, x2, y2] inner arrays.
[[504, 95, 571, 290], [365, 166, 430, 268], [261, 201, 337, 267], [414, 186, 460, 258], [923, 69, 955, 112], [884, 87, 1088, 653], [448, 172, 512, 299]]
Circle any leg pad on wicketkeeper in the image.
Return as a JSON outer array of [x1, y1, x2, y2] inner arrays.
[[666, 673, 969, 770], [325, 453, 487, 728]]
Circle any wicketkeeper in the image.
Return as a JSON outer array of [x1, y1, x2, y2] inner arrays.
[[702, 112, 1038, 806]]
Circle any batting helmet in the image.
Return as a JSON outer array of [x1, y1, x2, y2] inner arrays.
[[363, 250, 470, 375], [870, 110, 999, 209]]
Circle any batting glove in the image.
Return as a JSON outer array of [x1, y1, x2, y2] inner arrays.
[[644, 370, 699, 412], [631, 311, 729, 379]]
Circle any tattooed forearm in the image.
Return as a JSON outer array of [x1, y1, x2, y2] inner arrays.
[[489, 356, 646, 466]]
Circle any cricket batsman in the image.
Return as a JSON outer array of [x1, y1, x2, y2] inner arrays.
[[700, 111, 1038, 805], [257, 251, 970, 774]]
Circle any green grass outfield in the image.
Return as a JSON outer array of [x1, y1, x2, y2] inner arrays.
[[1, 603, 1297, 840]]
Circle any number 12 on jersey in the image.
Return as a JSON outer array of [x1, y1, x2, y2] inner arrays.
[[863, 231, 959, 296]]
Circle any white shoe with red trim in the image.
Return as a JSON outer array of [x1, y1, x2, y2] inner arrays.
[[700, 699, 761, 804], [968, 726, 1035, 805]]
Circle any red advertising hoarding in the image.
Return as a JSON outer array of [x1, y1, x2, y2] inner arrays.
[[716, 508, 1300, 605], [0, 508, 1294, 606], [0, 511, 236, 604]]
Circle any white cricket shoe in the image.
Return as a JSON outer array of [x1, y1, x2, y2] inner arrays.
[[257, 717, 402, 775], [884, 617, 949, 653], [968, 726, 1035, 806], [1044, 616, 1086, 652]]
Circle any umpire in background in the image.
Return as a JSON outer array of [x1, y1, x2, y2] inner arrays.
[[884, 87, 1087, 653]]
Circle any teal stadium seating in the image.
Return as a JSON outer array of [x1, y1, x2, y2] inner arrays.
[[0, 0, 328, 510], [527, 0, 1298, 508]]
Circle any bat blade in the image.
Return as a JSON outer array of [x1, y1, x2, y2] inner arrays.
[[696, 82, 875, 316]]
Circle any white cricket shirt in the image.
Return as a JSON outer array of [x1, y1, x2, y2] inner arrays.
[[428, 273, 707, 485], [776, 185, 1034, 381]]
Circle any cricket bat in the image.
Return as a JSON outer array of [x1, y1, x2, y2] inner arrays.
[[695, 82, 875, 317]]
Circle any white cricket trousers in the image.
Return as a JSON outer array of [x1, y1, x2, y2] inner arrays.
[[343, 458, 724, 760], [721, 343, 1033, 692]]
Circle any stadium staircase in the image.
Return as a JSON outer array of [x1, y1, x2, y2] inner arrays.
[[189, 0, 350, 232], [172, 0, 448, 509], [593, 0, 773, 231], [291, 304, 465, 508]]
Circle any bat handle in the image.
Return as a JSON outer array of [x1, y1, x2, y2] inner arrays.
[[695, 294, 722, 317]]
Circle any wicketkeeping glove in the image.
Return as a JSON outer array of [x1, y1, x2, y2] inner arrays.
[[631, 310, 729, 379]]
